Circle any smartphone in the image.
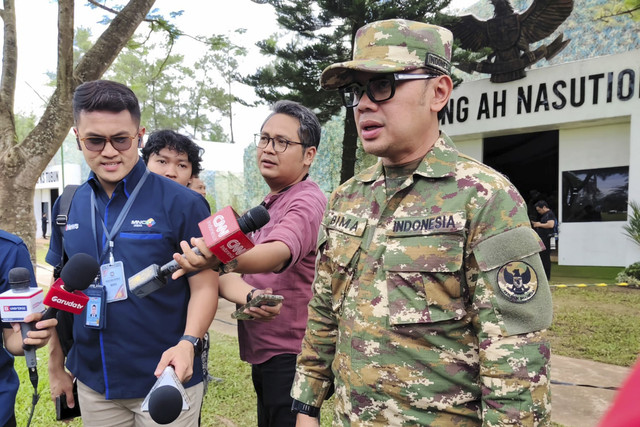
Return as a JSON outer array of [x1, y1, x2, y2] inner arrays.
[[231, 294, 284, 320], [55, 379, 81, 421]]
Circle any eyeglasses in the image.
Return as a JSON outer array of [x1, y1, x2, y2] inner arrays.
[[78, 134, 140, 152], [255, 135, 305, 153], [339, 73, 440, 108]]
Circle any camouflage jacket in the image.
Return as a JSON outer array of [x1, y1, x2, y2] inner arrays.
[[292, 134, 552, 426]]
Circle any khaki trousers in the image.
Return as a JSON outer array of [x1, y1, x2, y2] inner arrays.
[[77, 379, 204, 427]]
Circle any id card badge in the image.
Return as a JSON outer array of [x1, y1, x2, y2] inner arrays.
[[101, 261, 128, 302], [85, 285, 106, 329]]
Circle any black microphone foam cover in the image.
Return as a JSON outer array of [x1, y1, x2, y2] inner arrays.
[[148, 385, 183, 425], [60, 253, 100, 292], [8, 267, 31, 289], [237, 205, 270, 234]]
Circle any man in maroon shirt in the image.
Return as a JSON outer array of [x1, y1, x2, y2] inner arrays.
[[173, 100, 327, 427]]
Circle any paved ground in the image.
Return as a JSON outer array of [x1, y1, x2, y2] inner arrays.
[[34, 260, 630, 427]]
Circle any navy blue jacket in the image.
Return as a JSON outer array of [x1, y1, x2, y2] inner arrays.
[[46, 158, 210, 399]]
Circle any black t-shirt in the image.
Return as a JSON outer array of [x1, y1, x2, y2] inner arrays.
[[536, 210, 557, 241]]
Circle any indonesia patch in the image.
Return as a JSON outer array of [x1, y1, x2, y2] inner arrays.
[[497, 261, 538, 303]]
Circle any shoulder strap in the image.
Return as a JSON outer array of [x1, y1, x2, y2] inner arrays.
[[56, 184, 79, 233], [53, 185, 81, 358], [53, 184, 79, 279]]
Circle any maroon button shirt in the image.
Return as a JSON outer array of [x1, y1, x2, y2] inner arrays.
[[238, 179, 327, 364]]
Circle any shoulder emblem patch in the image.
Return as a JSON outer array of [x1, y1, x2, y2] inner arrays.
[[497, 261, 538, 303]]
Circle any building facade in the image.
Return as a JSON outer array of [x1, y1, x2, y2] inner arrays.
[[442, 50, 640, 267], [33, 163, 81, 238]]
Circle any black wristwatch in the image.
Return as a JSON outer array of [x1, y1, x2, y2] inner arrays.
[[179, 335, 203, 356], [291, 399, 320, 417]]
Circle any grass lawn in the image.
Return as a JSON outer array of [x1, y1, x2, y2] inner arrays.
[[18, 247, 634, 426], [35, 239, 49, 267], [550, 263, 624, 285], [547, 264, 640, 366], [14, 332, 335, 427], [550, 286, 640, 367], [15, 283, 638, 426]]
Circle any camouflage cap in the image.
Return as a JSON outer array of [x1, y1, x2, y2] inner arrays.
[[320, 19, 453, 90]]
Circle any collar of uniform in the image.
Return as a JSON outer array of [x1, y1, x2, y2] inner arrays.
[[88, 157, 147, 198], [413, 132, 458, 179], [355, 132, 458, 183]]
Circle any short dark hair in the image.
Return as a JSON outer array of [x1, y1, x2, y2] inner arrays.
[[261, 100, 321, 149], [73, 80, 141, 126], [142, 129, 204, 176], [535, 200, 550, 209]]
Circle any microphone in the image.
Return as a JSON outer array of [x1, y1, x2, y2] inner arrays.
[[128, 205, 270, 298], [0, 267, 43, 370], [143, 365, 188, 424], [149, 385, 183, 424], [42, 253, 100, 321]]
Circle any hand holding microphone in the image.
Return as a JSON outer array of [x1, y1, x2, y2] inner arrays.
[[171, 204, 271, 279], [128, 205, 270, 298], [0, 268, 47, 370], [1, 268, 57, 378], [1, 267, 59, 425], [9, 311, 58, 352]]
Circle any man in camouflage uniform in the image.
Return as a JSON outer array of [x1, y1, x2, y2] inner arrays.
[[290, 19, 552, 426]]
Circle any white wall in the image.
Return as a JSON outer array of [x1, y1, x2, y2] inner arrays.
[[443, 50, 640, 267], [558, 123, 633, 266], [628, 113, 640, 265]]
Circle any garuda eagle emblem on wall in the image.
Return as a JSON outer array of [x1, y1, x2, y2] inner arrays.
[[447, 0, 574, 83]]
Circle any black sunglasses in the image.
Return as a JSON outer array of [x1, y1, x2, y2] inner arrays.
[[77, 134, 140, 152], [339, 73, 439, 108]]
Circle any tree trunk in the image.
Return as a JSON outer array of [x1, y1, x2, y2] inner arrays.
[[339, 22, 363, 184], [339, 108, 358, 184], [0, 0, 156, 261]]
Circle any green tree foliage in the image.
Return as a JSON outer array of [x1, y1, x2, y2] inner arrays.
[[207, 30, 250, 143], [623, 201, 640, 248], [0, 0, 157, 256], [15, 113, 37, 144], [106, 27, 258, 141], [615, 201, 640, 286], [183, 55, 227, 141], [246, 0, 451, 184], [86, 2, 230, 139], [107, 42, 185, 130], [311, 112, 347, 195], [105, 35, 231, 140], [596, 0, 640, 21]]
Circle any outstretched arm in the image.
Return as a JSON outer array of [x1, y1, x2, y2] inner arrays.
[[171, 238, 291, 279]]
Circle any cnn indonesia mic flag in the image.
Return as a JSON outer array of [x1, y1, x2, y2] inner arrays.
[[128, 205, 270, 298]]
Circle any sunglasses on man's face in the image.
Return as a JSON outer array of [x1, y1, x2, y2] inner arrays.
[[77, 134, 140, 152], [339, 73, 440, 108]]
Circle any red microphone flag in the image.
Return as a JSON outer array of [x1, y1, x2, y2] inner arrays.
[[44, 278, 89, 315], [198, 206, 255, 264]]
